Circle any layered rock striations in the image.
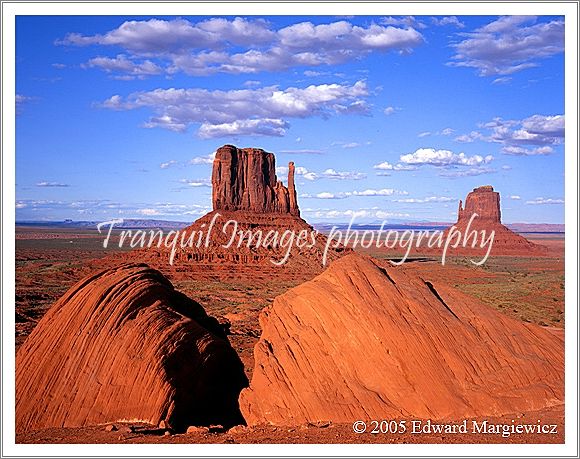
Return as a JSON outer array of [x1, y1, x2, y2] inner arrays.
[[457, 185, 501, 224], [16, 264, 247, 433], [212, 145, 300, 216], [239, 254, 563, 425]]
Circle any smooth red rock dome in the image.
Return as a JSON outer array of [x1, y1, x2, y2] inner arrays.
[[16, 263, 248, 433]]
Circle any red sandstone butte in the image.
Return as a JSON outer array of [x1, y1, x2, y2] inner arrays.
[[16, 263, 247, 433], [110, 145, 347, 277], [443, 185, 548, 256], [212, 144, 300, 216], [239, 254, 563, 425]]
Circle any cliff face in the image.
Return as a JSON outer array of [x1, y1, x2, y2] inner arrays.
[[212, 145, 300, 216], [451, 185, 548, 255], [239, 254, 563, 425], [458, 185, 501, 223], [16, 264, 247, 433]]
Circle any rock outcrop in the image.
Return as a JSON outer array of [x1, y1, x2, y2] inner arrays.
[[239, 254, 563, 425], [450, 185, 548, 255], [457, 185, 501, 224], [16, 264, 247, 433], [212, 145, 300, 216], [109, 145, 347, 280]]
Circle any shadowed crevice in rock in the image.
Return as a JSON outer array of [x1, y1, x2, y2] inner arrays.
[[424, 280, 460, 321]]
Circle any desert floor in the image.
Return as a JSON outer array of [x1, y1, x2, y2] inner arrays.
[[14, 227, 565, 444]]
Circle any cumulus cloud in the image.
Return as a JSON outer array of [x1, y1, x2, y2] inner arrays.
[[276, 166, 365, 181], [373, 161, 417, 171], [431, 16, 465, 28], [525, 197, 564, 205], [320, 168, 366, 180], [381, 16, 427, 29], [101, 80, 369, 138], [449, 16, 564, 77], [455, 114, 564, 152], [399, 148, 493, 167], [83, 54, 162, 78], [199, 118, 288, 138], [189, 152, 216, 165], [59, 17, 424, 77]]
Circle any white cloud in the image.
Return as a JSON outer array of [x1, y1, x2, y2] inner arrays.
[[439, 127, 455, 136], [383, 106, 398, 116], [439, 166, 497, 177], [510, 195, 521, 200], [199, 119, 288, 138], [492, 77, 512, 85], [455, 114, 564, 153], [302, 187, 407, 199], [418, 131, 431, 138], [178, 178, 212, 187], [83, 54, 162, 78], [36, 181, 70, 187], [160, 160, 178, 169], [101, 80, 370, 138], [399, 148, 493, 167], [350, 188, 406, 197], [502, 145, 553, 156], [381, 16, 427, 29], [60, 18, 424, 77], [321, 168, 366, 180], [449, 16, 564, 77], [373, 161, 417, 171], [277, 166, 365, 181], [136, 208, 161, 216], [525, 197, 564, 205], [455, 130, 485, 143], [315, 192, 343, 199], [305, 208, 410, 220], [394, 196, 455, 203], [431, 16, 465, 28], [189, 152, 216, 165], [16, 94, 34, 114]]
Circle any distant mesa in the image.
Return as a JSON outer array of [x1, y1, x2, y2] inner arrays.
[[239, 254, 564, 425], [457, 185, 501, 224], [16, 264, 248, 433], [450, 185, 548, 255]]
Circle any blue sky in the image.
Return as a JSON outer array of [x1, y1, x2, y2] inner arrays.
[[15, 15, 565, 223]]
